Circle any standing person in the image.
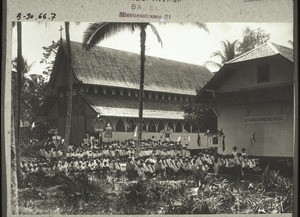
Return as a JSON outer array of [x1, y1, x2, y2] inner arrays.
[[183, 158, 192, 178], [241, 155, 249, 175], [206, 152, 214, 173], [213, 154, 220, 175], [232, 146, 238, 158], [185, 147, 191, 158], [247, 155, 256, 174], [234, 153, 243, 179]]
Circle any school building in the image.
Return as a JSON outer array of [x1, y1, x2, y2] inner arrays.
[[195, 42, 294, 159]]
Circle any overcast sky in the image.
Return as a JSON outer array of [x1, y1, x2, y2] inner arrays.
[[11, 22, 293, 75]]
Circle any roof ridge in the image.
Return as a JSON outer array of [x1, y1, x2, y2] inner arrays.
[[267, 41, 280, 54], [269, 41, 293, 49], [226, 42, 271, 64], [69, 40, 207, 68], [52, 39, 213, 94]]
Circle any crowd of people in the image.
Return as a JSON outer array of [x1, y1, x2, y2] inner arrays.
[[20, 133, 259, 187]]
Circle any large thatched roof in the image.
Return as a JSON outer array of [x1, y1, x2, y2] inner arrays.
[[49, 40, 212, 95]]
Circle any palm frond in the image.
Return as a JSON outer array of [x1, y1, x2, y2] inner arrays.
[[83, 22, 162, 50], [218, 39, 239, 62], [193, 22, 209, 33], [210, 49, 226, 65], [12, 56, 33, 75], [148, 24, 163, 48], [83, 22, 134, 50]]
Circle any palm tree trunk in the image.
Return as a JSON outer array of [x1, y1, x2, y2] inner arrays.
[[16, 23, 22, 177], [12, 21, 22, 214], [11, 111, 19, 214], [64, 22, 73, 151], [137, 24, 146, 155]]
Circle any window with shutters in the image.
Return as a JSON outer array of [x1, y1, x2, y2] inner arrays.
[[257, 64, 270, 83]]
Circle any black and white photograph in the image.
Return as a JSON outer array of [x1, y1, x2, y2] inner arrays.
[[8, 20, 295, 215]]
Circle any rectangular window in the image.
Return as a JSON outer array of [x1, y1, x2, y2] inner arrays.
[[257, 64, 270, 83], [212, 136, 218, 145]]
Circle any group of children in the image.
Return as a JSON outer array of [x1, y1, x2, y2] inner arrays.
[[20, 134, 259, 186]]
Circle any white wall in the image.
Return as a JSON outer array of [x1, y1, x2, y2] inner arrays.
[[101, 132, 213, 150], [217, 101, 294, 157]]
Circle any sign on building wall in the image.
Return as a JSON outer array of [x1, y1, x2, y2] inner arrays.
[[244, 114, 286, 124]]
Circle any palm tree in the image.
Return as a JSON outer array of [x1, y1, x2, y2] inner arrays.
[[83, 22, 208, 154], [12, 57, 35, 123], [205, 39, 238, 71], [82, 22, 163, 155], [64, 22, 73, 152]]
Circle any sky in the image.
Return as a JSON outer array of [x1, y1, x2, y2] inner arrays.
[[11, 22, 293, 75]]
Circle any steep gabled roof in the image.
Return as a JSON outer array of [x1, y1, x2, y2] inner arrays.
[[195, 42, 294, 103], [227, 42, 293, 64], [49, 40, 212, 95]]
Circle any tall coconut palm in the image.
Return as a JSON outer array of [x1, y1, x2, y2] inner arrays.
[[64, 22, 73, 152], [205, 39, 238, 71], [82, 22, 163, 155], [83, 22, 208, 154]]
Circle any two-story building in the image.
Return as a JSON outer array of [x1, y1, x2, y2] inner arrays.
[[195, 42, 294, 159]]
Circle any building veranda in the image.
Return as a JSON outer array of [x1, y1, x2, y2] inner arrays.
[[38, 40, 213, 145]]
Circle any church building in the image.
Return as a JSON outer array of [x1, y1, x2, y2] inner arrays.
[[38, 40, 212, 145]]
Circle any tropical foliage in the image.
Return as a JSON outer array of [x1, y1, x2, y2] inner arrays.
[[183, 86, 217, 132], [18, 171, 293, 215], [236, 27, 271, 55], [12, 57, 51, 126], [205, 39, 239, 69]]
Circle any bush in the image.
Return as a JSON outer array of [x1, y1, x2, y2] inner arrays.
[[19, 170, 293, 215]]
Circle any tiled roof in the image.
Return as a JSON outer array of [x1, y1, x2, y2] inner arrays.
[[228, 42, 293, 64], [272, 43, 294, 62]]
